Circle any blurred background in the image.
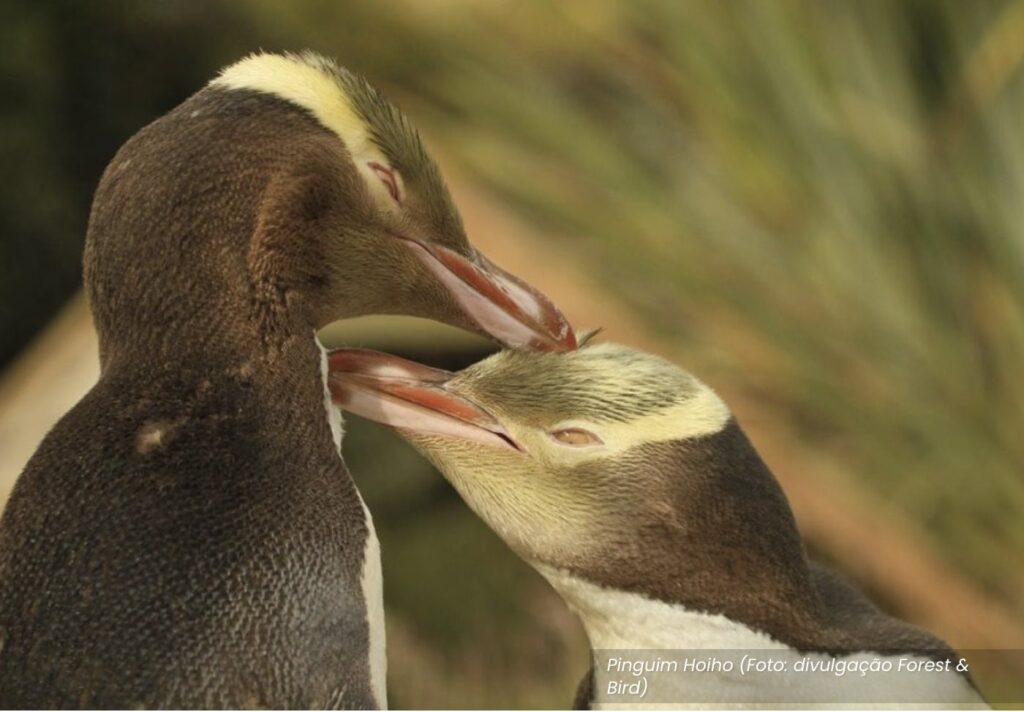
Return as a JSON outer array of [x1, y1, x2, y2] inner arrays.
[[1, 0, 1022, 707]]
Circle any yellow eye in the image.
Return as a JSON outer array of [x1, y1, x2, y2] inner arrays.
[[549, 428, 603, 447]]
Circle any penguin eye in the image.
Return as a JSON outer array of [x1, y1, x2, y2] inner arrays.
[[548, 428, 603, 447], [367, 161, 402, 204]]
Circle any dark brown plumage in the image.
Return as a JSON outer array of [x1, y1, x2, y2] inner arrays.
[[0, 83, 381, 710], [0, 53, 575, 707]]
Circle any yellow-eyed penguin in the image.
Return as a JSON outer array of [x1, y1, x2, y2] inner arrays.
[[0, 52, 575, 708], [327, 343, 987, 709]]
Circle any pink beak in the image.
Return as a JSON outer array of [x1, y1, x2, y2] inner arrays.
[[327, 348, 521, 451], [401, 237, 577, 352]]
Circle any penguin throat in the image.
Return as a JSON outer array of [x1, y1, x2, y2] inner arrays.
[[538, 567, 984, 708], [536, 564, 783, 651]]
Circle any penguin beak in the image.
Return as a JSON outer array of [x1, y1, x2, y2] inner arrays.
[[400, 237, 577, 352], [327, 348, 522, 452]]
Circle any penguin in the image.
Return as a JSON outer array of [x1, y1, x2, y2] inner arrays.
[[326, 342, 987, 709], [0, 52, 575, 708]]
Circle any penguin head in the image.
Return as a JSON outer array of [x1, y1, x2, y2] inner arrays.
[[329, 343, 957, 658], [327, 340, 745, 574], [85, 51, 575, 358]]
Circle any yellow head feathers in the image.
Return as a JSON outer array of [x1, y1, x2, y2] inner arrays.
[[213, 52, 385, 165]]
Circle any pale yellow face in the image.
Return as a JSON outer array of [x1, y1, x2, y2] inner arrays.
[[399, 343, 733, 568]]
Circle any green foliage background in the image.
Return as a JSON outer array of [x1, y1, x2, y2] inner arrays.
[[2, 1, 1022, 707]]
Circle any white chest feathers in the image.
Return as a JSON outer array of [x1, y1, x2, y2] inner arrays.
[[319, 339, 387, 708], [537, 566, 986, 709]]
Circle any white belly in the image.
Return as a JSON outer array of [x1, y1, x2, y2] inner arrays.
[[319, 337, 387, 708]]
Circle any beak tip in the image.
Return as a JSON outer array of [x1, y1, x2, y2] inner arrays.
[[530, 305, 579, 352], [404, 238, 579, 353], [530, 324, 578, 352], [562, 329, 579, 351]]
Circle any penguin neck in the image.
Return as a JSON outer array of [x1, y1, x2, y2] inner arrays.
[[538, 563, 782, 651], [541, 567, 985, 708], [91, 262, 319, 376], [540, 421, 827, 650], [650, 421, 827, 647], [84, 86, 331, 373], [96, 310, 333, 454]]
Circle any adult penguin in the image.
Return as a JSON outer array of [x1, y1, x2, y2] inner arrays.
[[0, 52, 576, 708], [327, 343, 986, 709]]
